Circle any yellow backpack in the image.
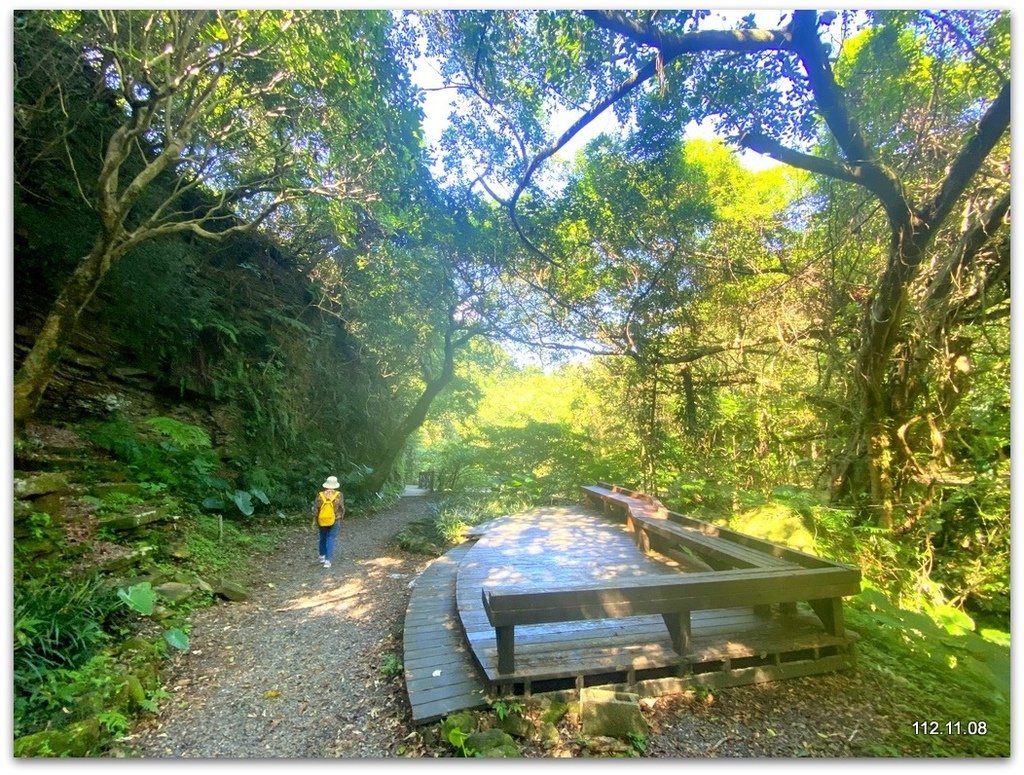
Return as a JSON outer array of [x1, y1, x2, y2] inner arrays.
[[316, 490, 341, 527]]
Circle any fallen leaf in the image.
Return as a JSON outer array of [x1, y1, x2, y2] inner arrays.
[[264, 690, 281, 699]]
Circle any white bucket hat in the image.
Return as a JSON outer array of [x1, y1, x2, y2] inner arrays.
[[322, 476, 340, 490]]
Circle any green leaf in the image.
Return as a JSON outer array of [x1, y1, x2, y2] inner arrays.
[[118, 582, 156, 616], [163, 627, 190, 651], [232, 490, 254, 516]]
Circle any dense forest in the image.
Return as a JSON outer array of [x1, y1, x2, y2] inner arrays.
[[12, 10, 1010, 757]]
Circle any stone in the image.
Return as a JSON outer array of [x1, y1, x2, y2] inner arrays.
[[540, 701, 569, 725], [585, 736, 633, 755], [579, 688, 649, 739], [98, 508, 176, 532], [213, 578, 248, 601], [464, 728, 520, 758], [496, 712, 533, 739], [14, 472, 69, 498], [154, 581, 193, 603], [539, 721, 561, 749], [167, 542, 192, 560], [14, 717, 102, 757], [30, 494, 64, 519]]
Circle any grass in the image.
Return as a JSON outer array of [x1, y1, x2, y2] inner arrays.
[[845, 587, 1010, 757]]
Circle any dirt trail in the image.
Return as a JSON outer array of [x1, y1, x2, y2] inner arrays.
[[128, 492, 435, 758]]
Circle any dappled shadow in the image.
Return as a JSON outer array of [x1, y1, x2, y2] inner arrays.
[[276, 577, 374, 620]]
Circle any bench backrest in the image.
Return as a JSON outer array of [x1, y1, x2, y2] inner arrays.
[[482, 565, 861, 627]]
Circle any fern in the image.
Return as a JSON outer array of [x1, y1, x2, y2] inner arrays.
[[144, 416, 211, 450]]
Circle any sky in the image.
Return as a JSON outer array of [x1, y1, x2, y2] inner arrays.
[[409, 9, 789, 183]]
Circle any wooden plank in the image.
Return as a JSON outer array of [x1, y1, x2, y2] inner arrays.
[[403, 543, 489, 724], [582, 483, 844, 571], [636, 517, 797, 569], [483, 566, 861, 623]]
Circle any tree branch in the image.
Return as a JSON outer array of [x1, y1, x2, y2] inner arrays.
[[739, 132, 861, 185], [917, 80, 1010, 237]]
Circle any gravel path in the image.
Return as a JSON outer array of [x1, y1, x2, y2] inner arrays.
[[128, 491, 435, 758], [127, 493, 895, 759]]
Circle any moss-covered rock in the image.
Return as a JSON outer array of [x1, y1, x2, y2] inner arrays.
[[14, 472, 70, 498], [540, 700, 569, 725], [538, 721, 561, 749], [495, 711, 533, 739], [14, 717, 104, 757], [464, 728, 520, 757], [114, 674, 148, 712], [154, 581, 193, 603], [440, 710, 476, 738]]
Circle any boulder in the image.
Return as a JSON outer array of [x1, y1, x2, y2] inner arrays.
[[495, 711, 533, 739], [213, 578, 248, 602], [154, 581, 194, 603], [538, 721, 561, 750], [540, 700, 569, 725]]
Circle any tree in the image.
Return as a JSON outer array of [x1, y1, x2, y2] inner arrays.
[[13, 10, 424, 426], [421, 9, 1010, 527]]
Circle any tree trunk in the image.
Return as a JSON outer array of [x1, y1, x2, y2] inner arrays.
[[13, 234, 122, 427], [361, 322, 476, 495], [361, 365, 457, 495]]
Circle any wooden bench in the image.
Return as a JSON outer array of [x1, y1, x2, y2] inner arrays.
[[581, 483, 831, 572], [482, 564, 861, 674]]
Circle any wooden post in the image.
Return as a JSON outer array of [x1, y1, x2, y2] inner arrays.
[[662, 610, 692, 655], [809, 597, 845, 636], [636, 527, 651, 554], [496, 625, 515, 674]]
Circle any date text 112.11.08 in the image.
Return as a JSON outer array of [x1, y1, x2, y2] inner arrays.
[[911, 721, 987, 736]]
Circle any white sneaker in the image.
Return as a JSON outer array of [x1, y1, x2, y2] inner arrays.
[[315, 555, 325, 565], [323, 560, 331, 568]]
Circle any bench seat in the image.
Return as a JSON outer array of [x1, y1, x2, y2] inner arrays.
[[482, 565, 861, 674]]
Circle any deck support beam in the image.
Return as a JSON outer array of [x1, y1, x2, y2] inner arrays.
[[662, 610, 692, 655], [496, 625, 515, 674], [808, 597, 845, 636]]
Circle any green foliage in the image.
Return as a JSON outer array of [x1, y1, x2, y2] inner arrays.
[[12, 577, 121, 738], [86, 416, 223, 501], [162, 628, 190, 652], [440, 712, 479, 757], [491, 700, 523, 721], [379, 654, 403, 678], [626, 731, 647, 754], [14, 575, 115, 683], [117, 583, 157, 616], [849, 584, 1010, 756], [180, 514, 287, 579], [145, 417, 212, 450]]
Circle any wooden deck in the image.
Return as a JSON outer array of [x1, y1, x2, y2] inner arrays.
[[403, 542, 488, 724], [402, 489, 860, 722]]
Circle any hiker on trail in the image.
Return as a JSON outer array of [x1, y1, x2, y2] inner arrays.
[[312, 476, 344, 569]]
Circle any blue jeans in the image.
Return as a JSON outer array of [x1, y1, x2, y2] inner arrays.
[[317, 521, 340, 560]]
